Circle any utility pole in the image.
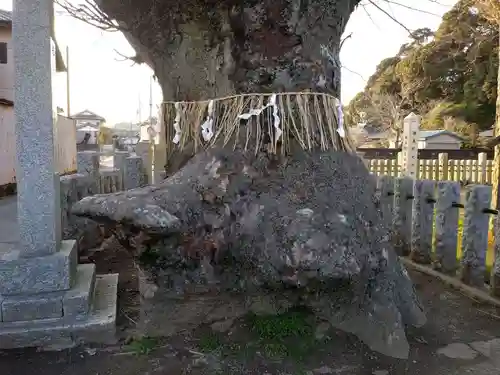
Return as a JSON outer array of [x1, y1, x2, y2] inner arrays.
[[66, 45, 70, 116], [149, 75, 153, 122]]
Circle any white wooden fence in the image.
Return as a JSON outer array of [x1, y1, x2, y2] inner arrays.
[[367, 152, 493, 185]]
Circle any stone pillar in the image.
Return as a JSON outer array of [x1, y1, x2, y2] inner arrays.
[[393, 176, 414, 256], [434, 181, 460, 274], [135, 142, 152, 184], [14, 0, 60, 257], [124, 155, 147, 190], [0, 0, 117, 349], [460, 185, 491, 287], [113, 150, 130, 190], [77, 151, 100, 195], [410, 180, 435, 264]]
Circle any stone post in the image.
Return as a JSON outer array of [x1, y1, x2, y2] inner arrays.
[[410, 180, 435, 264], [124, 155, 147, 190], [376, 175, 394, 227], [77, 151, 100, 195], [491, 214, 500, 297], [0, 0, 118, 349], [112, 150, 130, 190], [393, 176, 414, 256], [434, 181, 460, 274], [400, 113, 419, 179], [135, 141, 152, 184], [460, 185, 491, 287], [14, 0, 60, 257]]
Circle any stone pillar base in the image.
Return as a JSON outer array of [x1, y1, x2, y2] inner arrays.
[[0, 240, 118, 349]]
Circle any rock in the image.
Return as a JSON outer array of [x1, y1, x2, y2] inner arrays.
[[437, 343, 478, 360], [210, 319, 235, 333], [372, 371, 389, 375], [72, 148, 426, 359], [314, 322, 331, 340], [470, 339, 500, 360], [313, 366, 334, 374]]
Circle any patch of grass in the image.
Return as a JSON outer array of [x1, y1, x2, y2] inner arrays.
[[125, 336, 159, 355], [198, 331, 223, 353], [245, 308, 317, 361]]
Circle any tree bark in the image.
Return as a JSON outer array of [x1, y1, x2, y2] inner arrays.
[[492, 29, 500, 211], [95, 0, 361, 101]]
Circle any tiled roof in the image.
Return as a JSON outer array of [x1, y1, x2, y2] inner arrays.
[[418, 130, 463, 140], [0, 9, 12, 22]]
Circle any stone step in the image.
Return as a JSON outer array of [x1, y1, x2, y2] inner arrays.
[[0, 273, 118, 350], [0, 263, 96, 323], [0, 240, 78, 296]]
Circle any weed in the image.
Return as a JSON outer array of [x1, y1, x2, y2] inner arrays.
[[125, 336, 159, 355], [198, 331, 223, 353], [245, 307, 317, 361]]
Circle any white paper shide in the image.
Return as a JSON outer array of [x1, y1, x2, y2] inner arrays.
[[237, 94, 282, 141], [172, 102, 182, 144], [201, 100, 215, 141]]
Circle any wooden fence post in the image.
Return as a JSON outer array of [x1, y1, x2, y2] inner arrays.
[[478, 152, 487, 185], [393, 176, 414, 256], [434, 181, 460, 274], [438, 153, 448, 181], [460, 185, 491, 287], [466, 160, 474, 183], [410, 180, 435, 264], [449, 159, 455, 182], [433, 159, 439, 180]]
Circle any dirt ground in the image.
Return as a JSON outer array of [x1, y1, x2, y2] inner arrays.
[[2, 242, 500, 375]]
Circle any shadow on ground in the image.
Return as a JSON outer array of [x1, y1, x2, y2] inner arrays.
[[2, 242, 500, 375]]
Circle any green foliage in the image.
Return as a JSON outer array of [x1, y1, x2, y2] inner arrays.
[[125, 337, 159, 355], [347, 0, 499, 136]]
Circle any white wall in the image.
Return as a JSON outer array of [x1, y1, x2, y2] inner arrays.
[[418, 134, 461, 150], [0, 105, 15, 185], [0, 28, 13, 103], [54, 115, 77, 174]]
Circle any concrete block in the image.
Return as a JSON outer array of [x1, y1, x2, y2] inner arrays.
[[0, 273, 118, 349], [2, 293, 62, 322], [0, 319, 73, 350], [0, 240, 77, 295], [0, 264, 96, 323], [63, 263, 96, 319], [72, 273, 118, 345]]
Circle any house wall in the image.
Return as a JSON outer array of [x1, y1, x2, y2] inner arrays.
[[417, 134, 461, 150], [0, 27, 13, 103], [0, 26, 72, 184], [0, 105, 15, 185]]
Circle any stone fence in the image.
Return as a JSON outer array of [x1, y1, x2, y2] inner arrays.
[[59, 150, 147, 250], [376, 175, 500, 299]]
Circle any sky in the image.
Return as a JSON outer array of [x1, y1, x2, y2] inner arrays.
[[0, 0, 458, 125]]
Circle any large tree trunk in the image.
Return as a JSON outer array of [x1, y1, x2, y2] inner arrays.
[[95, 0, 361, 101]]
